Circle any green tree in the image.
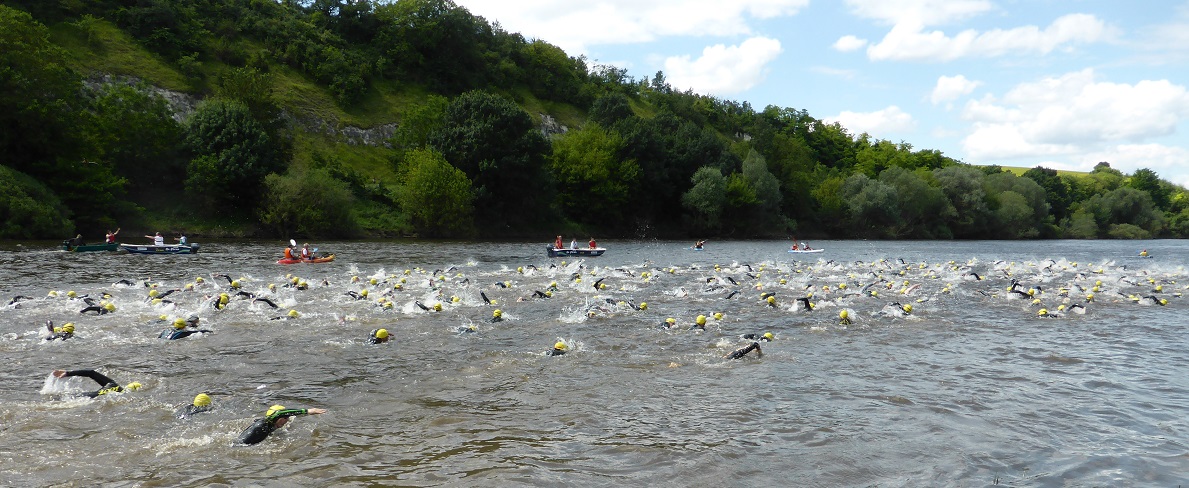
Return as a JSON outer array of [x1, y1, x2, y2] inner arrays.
[[428, 90, 554, 229], [549, 124, 638, 229], [1022, 166, 1072, 222], [259, 167, 357, 238], [681, 166, 727, 232], [840, 174, 900, 238], [589, 93, 633, 126], [184, 99, 284, 212], [1064, 208, 1099, 238], [934, 166, 992, 238], [390, 94, 448, 163], [0, 165, 74, 239], [86, 83, 184, 196], [879, 167, 954, 238], [740, 150, 786, 234], [396, 148, 474, 237], [1128, 168, 1170, 211]]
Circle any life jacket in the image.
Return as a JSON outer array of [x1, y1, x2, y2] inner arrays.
[[301, 247, 310, 259], [284, 248, 294, 259]]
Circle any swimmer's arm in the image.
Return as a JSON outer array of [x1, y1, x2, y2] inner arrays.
[[54, 369, 116, 387]]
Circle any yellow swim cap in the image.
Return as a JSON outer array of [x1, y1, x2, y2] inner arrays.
[[194, 393, 212, 407], [148, 289, 159, 297], [840, 309, 849, 319], [713, 312, 723, 320], [125, 382, 142, 391], [266, 404, 285, 417], [639, 302, 647, 310], [196, 277, 204, 283], [375, 328, 389, 340], [554, 341, 567, 351], [104, 303, 116, 311], [1038, 308, 1048, 316], [696, 315, 706, 326], [67, 290, 77, 298], [902, 304, 913, 313], [452, 296, 460, 303], [493, 309, 503, 317], [433, 303, 442, 311], [288, 309, 299, 318], [763, 332, 774, 341], [666, 318, 676, 324], [231, 280, 241, 288], [766, 296, 775, 304], [173, 318, 187, 329], [370, 278, 378, 285], [62, 323, 75, 334], [361, 289, 369, 297]]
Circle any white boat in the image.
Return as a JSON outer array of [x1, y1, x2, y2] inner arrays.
[[121, 243, 200, 254], [788, 248, 823, 254]]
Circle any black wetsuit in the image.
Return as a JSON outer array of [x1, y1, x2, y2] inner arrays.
[[238, 408, 313, 445], [159, 328, 211, 340], [546, 347, 566, 356], [58, 369, 125, 398], [726, 342, 762, 360], [46, 332, 74, 341], [174, 404, 212, 419]]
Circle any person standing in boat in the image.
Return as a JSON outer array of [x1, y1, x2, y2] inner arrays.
[[570, 238, 578, 249], [554, 236, 563, 249], [588, 237, 597, 249], [146, 232, 164, 246], [105, 228, 120, 244]]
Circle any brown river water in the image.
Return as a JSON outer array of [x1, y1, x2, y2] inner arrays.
[[1, 239, 1187, 487]]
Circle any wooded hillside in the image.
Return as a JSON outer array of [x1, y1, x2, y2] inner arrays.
[[2, 0, 1185, 240]]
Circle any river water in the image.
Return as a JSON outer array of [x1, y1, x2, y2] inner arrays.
[[2, 239, 1187, 487]]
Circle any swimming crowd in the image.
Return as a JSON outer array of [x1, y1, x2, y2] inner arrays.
[[14, 249, 1180, 446]]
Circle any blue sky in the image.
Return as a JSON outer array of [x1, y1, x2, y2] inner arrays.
[[455, 0, 1189, 186]]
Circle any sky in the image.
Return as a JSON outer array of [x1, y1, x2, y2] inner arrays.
[[454, 0, 1189, 186]]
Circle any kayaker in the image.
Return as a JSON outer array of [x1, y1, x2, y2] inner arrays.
[[301, 243, 313, 260], [694, 240, 705, 249], [72, 234, 85, 247], [50, 369, 142, 398], [238, 404, 328, 445], [105, 228, 120, 244], [284, 245, 295, 260]]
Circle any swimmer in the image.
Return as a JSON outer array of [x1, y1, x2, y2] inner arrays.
[[741, 332, 775, 342], [79, 303, 115, 315], [546, 341, 568, 356], [368, 328, 389, 344], [51, 369, 142, 398], [159, 317, 212, 340], [490, 309, 504, 323], [44, 321, 75, 341], [725, 342, 763, 360], [175, 393, 213, 419], [253, 297, 279, 308], [237, 405, 327, 445], [8, 295, 35, 306]]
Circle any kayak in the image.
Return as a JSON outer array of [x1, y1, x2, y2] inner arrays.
[[277, 254, 335, 264], [547, 247, 605, 257], [121, 243, 200, 254], [788, 249, 824, 254], [62, 241, 120, 252]]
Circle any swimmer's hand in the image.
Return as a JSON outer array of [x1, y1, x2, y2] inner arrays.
[[308, 408, 327, 415], [52, 370, 66, 378]]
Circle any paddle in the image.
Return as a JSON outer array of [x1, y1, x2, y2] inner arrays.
[[289, 239, 297, 247]]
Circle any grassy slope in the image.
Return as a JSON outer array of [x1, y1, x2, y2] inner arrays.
[[993, 165, 1089, 178]]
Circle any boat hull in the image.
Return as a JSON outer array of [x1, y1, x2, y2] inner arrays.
[[62, 241, 120, 252], [277, 254, 336, 264], [788, 249, 824, 254], [121, 243, 200, 254], [547, 247, 605, 257]]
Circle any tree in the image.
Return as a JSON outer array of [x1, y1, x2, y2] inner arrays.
[[934, 166, 992, 238], [428, 90, 554, 229], [740, 150, 785, 234], [87, 83, 184, 196], [549, 124, 638, 229], [1128, 168, 1171, 211], [879, 167, 954, 238], [840, 174, 900, 238], [396, 148, 474, 237], [1022, 166, 1072, 222], [259, 167, 357, 238], [681, 167, 727, 232], [590, 93, 634, 127], [184, 99, 284, 212], [0, 165, 73, 239]]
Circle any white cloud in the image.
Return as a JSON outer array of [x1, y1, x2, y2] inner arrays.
[[843, 0, 993, 26], [931, 74, 981, 105], [664, 37, 784, 95], [866, 13, 1113, 62], [826, 106, 916, 137], [833, 35, 868, 52], [456, 0, 809, 54], [960, 69, 1189, 165]]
